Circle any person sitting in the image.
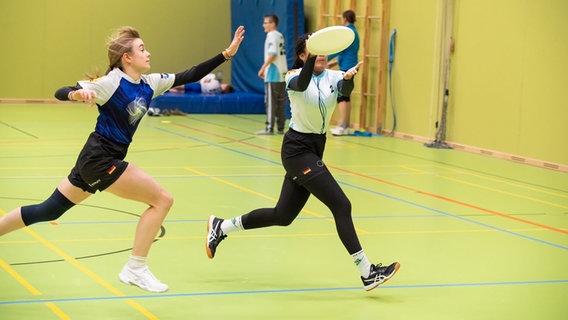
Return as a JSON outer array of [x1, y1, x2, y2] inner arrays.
[[169, 73, 234, 94]]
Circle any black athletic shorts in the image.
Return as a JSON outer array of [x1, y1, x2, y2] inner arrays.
[[281, 128, 330, 186], [337, 94, 350, 103], [68, 132, 129, 193]]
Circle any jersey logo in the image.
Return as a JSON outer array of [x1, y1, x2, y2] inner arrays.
[[127, 97, 148, 125], [160, 73, 170, 79]]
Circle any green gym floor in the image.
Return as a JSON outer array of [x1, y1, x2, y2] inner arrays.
[[0, 104, 566, 320]]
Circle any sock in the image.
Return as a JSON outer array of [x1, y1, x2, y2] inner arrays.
[[340, 121, 349, 129], [351, 250, 372, 278], [220, 216, 244, 234], [127, 255, 147, 271]]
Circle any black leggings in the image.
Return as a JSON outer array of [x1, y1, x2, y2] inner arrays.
[[241, 170, 363, 255]]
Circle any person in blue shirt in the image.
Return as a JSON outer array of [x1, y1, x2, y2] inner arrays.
[[205, 33, 400, 292], [0, 25, 245, 293], [328, 10, 360, 136]]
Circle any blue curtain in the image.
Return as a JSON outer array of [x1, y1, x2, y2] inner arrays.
[[230, 0, 305, 94]]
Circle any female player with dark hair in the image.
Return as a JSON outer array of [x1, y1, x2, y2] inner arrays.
[[0, 25, 245, 293], [206, 33, 399, 291]]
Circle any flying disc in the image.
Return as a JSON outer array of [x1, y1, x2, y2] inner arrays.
[[306, 26, 355, 55]]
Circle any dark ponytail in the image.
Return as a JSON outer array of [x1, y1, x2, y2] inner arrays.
[[292, 33, 311, 69]]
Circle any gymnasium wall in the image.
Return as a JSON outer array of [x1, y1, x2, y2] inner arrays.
[[388, 0, 567, 166], [305, 0, 567, 167], [1, 0, 566, 167], [0, 0, 233, 99]]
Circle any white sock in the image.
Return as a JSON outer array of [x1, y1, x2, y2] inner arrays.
[[127, 255, 147, 271], [351, 250, 372, 278], [220, 216, 244, 234]]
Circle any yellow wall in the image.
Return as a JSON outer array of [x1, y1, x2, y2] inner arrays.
[[0, 0, 232, 98], [2, 0, 567, 166], [388, 0, 568, 165], [449, 0, 568, 165]]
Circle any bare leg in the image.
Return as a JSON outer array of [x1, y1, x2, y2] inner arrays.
[[105, 163, 173, 257], [337, 100, 351, 128], [331, 100, 352, 136]]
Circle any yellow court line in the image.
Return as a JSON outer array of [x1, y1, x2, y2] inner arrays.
[[20, 227, 159, 319], [1, 209, 159, 319], [398, 165, 432, 174], [0, 258, 69, 319], [440, 175, 568, 209], [4, 226, 563, 245], [159, 227, 558, 240], [44, 303, 71, 320], [0, 258, 41, 295], [430, 163, 568, 198], [183, 166, 371, 234], [461, 171, 568, 199]]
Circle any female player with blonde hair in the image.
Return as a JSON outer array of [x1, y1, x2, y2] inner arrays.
[[0, 25, 245, 293]]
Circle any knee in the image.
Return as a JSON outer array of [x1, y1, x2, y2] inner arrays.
[[158, 190, 174, 212], [20, 189, 75, 226], [274, 210, 295, 226], [333, 197, 352, 218]]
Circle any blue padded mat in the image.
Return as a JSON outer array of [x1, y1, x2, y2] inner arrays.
[[150, 92, 265, 114]]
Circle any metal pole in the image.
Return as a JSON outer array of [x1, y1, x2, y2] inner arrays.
[[425, 0, 454, 149]]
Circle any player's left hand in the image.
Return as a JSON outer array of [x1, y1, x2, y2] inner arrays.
[[224, 25, 245, 58], [343, 61, 363, 80]]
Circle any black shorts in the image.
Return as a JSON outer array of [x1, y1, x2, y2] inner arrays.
[[281, 129, 329, 186], [68, 132, 129, 193], [337, 94, 350, 103]]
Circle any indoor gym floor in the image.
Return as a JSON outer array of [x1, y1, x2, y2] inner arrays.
[[0, 103, 566, 320]]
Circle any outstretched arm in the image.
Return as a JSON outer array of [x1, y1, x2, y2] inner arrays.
[[287, 55, 317, 92], [55, 84, 97, 103], [338, 61, 363, 96]]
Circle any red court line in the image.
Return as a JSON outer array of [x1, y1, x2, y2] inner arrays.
[[332, 166, 568, 235], [171, 121, 568, 235]]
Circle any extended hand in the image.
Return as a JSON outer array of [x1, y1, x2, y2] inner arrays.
[[224, 25, 245, 58], [343, 61, 364, 80], [70, 89, 97, 103]]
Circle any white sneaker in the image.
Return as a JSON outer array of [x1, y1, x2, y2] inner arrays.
[[330, 126, 349, 136], [119, 264, 169, 293]]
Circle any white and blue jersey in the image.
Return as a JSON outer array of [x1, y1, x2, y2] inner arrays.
[[264, 30, 288, 83], [285, 68, 345, 134], [78, 69, 174, 144]]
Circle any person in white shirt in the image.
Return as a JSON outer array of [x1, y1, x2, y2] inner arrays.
[[256, 14, 288, 135], [206, 33, 400, 292]]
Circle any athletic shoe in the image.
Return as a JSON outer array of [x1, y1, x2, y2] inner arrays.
[[361, 262, 400, 291], [119, 265, 168, 293], [330, 126, 349, 136], [256, 129, 274, 135], [277, 130, 284, 134], [206, 215, 227, 259]]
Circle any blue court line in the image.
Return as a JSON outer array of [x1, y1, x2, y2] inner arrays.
[[339, 181, 568, 251], [154, 127, 282, 166], [155, 126, 568, 251], [0, 279, 566, 306]]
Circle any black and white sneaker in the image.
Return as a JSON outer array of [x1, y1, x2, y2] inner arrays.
[[206, 215, 227, 259], [361, 262, 400, 291]]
